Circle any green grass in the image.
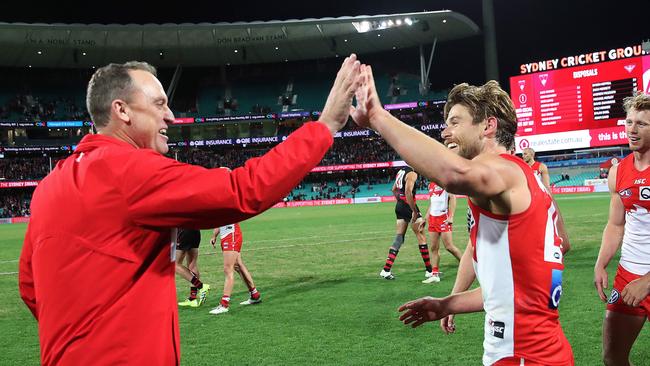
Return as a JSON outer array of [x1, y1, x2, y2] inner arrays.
[[0, 193, 648, 365]]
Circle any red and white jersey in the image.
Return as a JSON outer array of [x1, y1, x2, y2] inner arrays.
[[529, 161, 543, 181], [219, 223, 241, 241], [615, 154, 650, 275], [428, 182, 449, 217], [468, 154, 573, 366]]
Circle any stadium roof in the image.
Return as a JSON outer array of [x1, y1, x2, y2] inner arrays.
[[0, 10, 479, 68]]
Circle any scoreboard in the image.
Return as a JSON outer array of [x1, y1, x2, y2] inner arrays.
[[510, 48, 650, 153]]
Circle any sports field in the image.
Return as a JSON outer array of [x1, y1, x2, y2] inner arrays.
[[1, 193, 648, 365]]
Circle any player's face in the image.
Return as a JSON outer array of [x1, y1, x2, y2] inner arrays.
[[625, 108, 650, 152], [441, 104, 483, 159], [124, 70, 175, 154], [522, 148, 534, 163]]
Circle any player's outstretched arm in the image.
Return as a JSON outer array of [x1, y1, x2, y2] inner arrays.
[[399, 288, 483, 328], [351, 65, 511, 200], [595, 165, 625, 302]]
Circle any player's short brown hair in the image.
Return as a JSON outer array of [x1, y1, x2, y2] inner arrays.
[[623, 91, 650, 114], [444, 80, 518, 151], [86, 61, 157, 128]]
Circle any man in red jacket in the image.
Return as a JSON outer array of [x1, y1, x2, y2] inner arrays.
[[19, 55, 361, 365]]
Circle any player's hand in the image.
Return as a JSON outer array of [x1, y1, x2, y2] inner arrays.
[[440, 314, 456, 334], [398, 296, 450, 328], [319, 54, 362, 135], [210, 238, 217, 248], [350, 64, 384, 129], [621, 276, 650, 307], [594, 266, 609, 303]]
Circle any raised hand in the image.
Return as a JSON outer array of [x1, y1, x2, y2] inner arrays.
[[319, 54, 362, 135], [350, 64, 383, 129]]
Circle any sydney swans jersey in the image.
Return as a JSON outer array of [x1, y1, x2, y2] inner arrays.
[[530, 161, 542, 180], [219, 223, 241, 241], [428, 182, 449, 217], [468, 154, 572, 366], [616, 154, 650, 275]]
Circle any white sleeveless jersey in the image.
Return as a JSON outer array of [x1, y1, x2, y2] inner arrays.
[[218, 223, 240, 239], [428, 182, 449, 217], [616, 154, 650, 275]]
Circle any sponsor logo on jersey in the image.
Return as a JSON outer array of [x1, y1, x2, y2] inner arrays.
[[608, 289, 620, 304], [618, 189, 632, 198], [488, 319, 505, 339], [640, 186, 650, 201], [548, 269, 563, 309], [634, 178, 647, 185]]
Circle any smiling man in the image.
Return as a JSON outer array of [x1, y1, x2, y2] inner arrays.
[[350, 65, 573, 366], [594, 92, 650, 366], [18, 57, 361, 366]]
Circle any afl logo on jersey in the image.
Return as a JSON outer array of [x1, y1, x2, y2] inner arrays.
[[608, 289, 620, 304], [618, 189, 632, 198], [640, 187, 650, 201]]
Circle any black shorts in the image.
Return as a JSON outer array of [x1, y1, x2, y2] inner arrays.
[[395, 200, 420, 221], [176, 229, 201, 251]]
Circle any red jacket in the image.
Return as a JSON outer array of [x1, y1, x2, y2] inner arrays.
[[19, 122, 332, 365]]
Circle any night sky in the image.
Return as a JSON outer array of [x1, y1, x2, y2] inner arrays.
[[1, 0, 648, 88]]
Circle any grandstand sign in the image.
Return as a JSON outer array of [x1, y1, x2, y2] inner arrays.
[[510, 45, 650, 152], [519, 44, 645, 74], [0, 181, 39, 189]]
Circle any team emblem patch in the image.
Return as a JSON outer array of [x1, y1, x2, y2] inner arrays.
[[618, 189, 632, 198], [608, 289, 620, 304]]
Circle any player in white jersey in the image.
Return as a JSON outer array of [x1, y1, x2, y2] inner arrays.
[[208, 222, 261, 315], [350, 68, 573, 365], [595, 92, 650, 366], [422, 182, 462, 284]]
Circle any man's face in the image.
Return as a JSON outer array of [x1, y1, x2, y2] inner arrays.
[[625, 107, 650, 153], [522, 148, 534, 163], [124, 70, 175, 154], [441, 104, 484, 159]]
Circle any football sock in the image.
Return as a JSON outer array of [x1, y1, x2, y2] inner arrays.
[[419, 244, 432, 272], [189, 287, 198, 300], [250, 288, 260, 300], [190, 273, 203, 289], [220, 295, 231, 308], [383, 248, 399, 272]]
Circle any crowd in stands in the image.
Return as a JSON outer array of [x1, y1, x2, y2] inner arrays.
[[0, 189, 33, 218], [0, 94, 89, 122], [0, 156, 51, 180], [321, 138, 399, 165]]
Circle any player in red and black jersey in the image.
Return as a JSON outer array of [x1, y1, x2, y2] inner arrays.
[[379, 166, 431, 280], [176, 228, 210, 307]]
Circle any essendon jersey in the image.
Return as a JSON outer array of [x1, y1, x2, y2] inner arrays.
[[395, 167, 417, 201], [615, 154, 650, 275], [468, 154, 573, 366], [428, 182, 449, 216]]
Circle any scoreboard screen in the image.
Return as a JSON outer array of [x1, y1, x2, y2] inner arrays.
[[510, 51, 650, 152]]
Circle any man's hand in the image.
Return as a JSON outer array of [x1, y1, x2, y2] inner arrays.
[[319, 54, 362, 135], [210, 237, 217, 248], [398, 296, 450, 328], [440, 314, 456, 334], [621, 275, 650, 307], [350, 65, 384, 129], [594, 266, 609, 303]]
